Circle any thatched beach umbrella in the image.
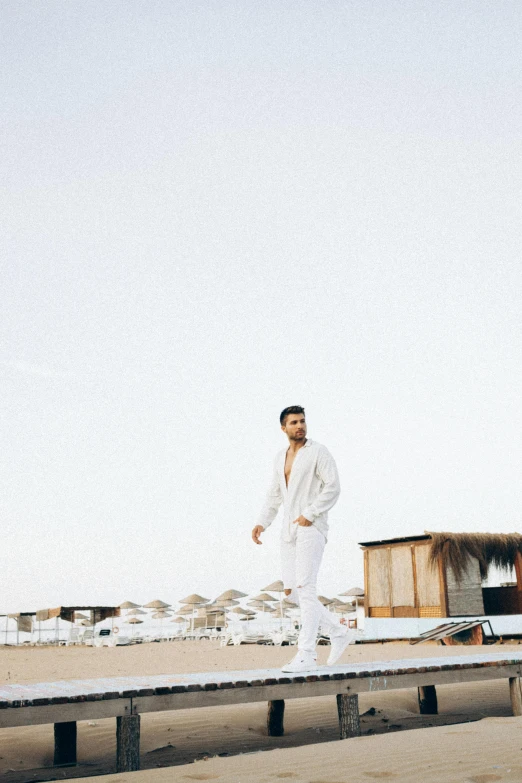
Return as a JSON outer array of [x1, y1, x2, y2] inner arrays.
[[127, 608, 147, 616], [263, 580, 285, 592], [247, 600, 271, 610], [179, 594, 209, 633], [247, 599, 273, 630], [215, 589, 248, 601], [262, 580, 288, 628], [152, 610, 172, 638], [211, 599, 239, 609], [119, 601, 141, 610], [253, 593, 277, 602], [126, 616, 144, 638], [179, 594, 209, 605], [334, 602, 354, 614], [144, 599, 171, 609], [318, 595, 334, 606], [339, 587, 365, 612], [229, 606, 255, 630]]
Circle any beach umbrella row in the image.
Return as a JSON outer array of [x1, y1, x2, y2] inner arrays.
[[117, 583, 365, 637]]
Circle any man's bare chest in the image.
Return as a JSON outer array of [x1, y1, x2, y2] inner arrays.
[[284, 452, 297, 487]]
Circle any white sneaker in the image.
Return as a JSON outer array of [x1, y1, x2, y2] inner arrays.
[[327, 630, 358, 665], [281, 652, 318, 673]]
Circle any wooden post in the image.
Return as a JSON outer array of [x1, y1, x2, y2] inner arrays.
[[514, 553, 522, 613], [267, 699, 285, 736], [54, 721, 77, 766], [336, 693, 361, 738], [509, 677, 522, 716], [116, 714, 141, 772], [418, 685, 438, 714]]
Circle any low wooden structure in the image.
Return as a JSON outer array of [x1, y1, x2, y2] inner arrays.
[[360, 532, 522, 620], [2, 653, 522, 772]]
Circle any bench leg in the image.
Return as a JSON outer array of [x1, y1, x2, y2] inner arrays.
[[418, 685, 438, 714], [54, 721, 77, 766], [116, 714, 141, 772], [336, 693, 361, 739], [510, 677, 522, 716], [267, 699, 285, 736]]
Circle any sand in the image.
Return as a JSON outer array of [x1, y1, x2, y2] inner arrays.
[[1, 640, 522, 783]]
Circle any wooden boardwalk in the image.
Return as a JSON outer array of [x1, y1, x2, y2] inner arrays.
[[2, 652, 522, 772]]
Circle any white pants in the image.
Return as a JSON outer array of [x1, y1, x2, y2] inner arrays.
[[280, 525, 342, 655]]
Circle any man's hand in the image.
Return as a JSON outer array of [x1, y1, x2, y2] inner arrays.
[[292, 515, 313, 527], [252, 525, 265, 544]]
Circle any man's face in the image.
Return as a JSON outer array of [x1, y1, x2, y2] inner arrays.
[[281, 413, 307, 442]]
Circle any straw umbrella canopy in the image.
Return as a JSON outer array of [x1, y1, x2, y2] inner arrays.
[[176, 606, 193, 615], [334, 602, 354, 613], [215, 589, 248, 601], [282, 598, 298, 608], [179, 594, 209, 605], [127, 608, 147, 616], [211, 599, 240, 608], [262, 580, 285, 592], [247, 600, 272, 610], [318, 595, 334, 606], [119, 601, 141, 610], [171, 616, 187, 623], [253, 593, 277, 602], [74, 612, 90, 621], [144, 599, 171, 609]]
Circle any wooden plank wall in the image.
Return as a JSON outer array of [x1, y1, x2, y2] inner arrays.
[[368, 548, 391, 608], [366, 542, 443, 618]]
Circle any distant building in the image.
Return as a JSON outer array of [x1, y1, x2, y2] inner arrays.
[[359, 532, 522, 619]]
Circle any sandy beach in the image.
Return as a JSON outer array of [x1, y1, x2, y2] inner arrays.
[[1, 640, 522, 782]]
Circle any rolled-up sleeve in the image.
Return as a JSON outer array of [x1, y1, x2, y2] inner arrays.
[[256, 458, 283, 530], [301, 447, 340, 522]]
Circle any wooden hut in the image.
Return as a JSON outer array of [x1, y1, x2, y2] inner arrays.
[[360, 532, 522, 619]]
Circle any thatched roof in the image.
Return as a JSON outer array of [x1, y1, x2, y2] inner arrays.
[[427, 531, 522, 583]]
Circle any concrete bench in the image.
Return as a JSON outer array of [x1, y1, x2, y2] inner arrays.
[[2, 652, 522, 772]]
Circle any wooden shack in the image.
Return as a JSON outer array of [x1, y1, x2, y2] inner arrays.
[[360, 532, 522, 619]]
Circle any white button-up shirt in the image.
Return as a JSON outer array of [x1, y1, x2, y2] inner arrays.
[[256, 439, 341, 543]]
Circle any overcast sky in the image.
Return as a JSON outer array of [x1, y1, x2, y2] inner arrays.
[[2, 2, 522, 612]]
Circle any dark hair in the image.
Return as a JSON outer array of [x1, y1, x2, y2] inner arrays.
[[280, 406, 305, 425]]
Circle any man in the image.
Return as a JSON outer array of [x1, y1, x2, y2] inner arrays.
[[252, 406, 356, 672]]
